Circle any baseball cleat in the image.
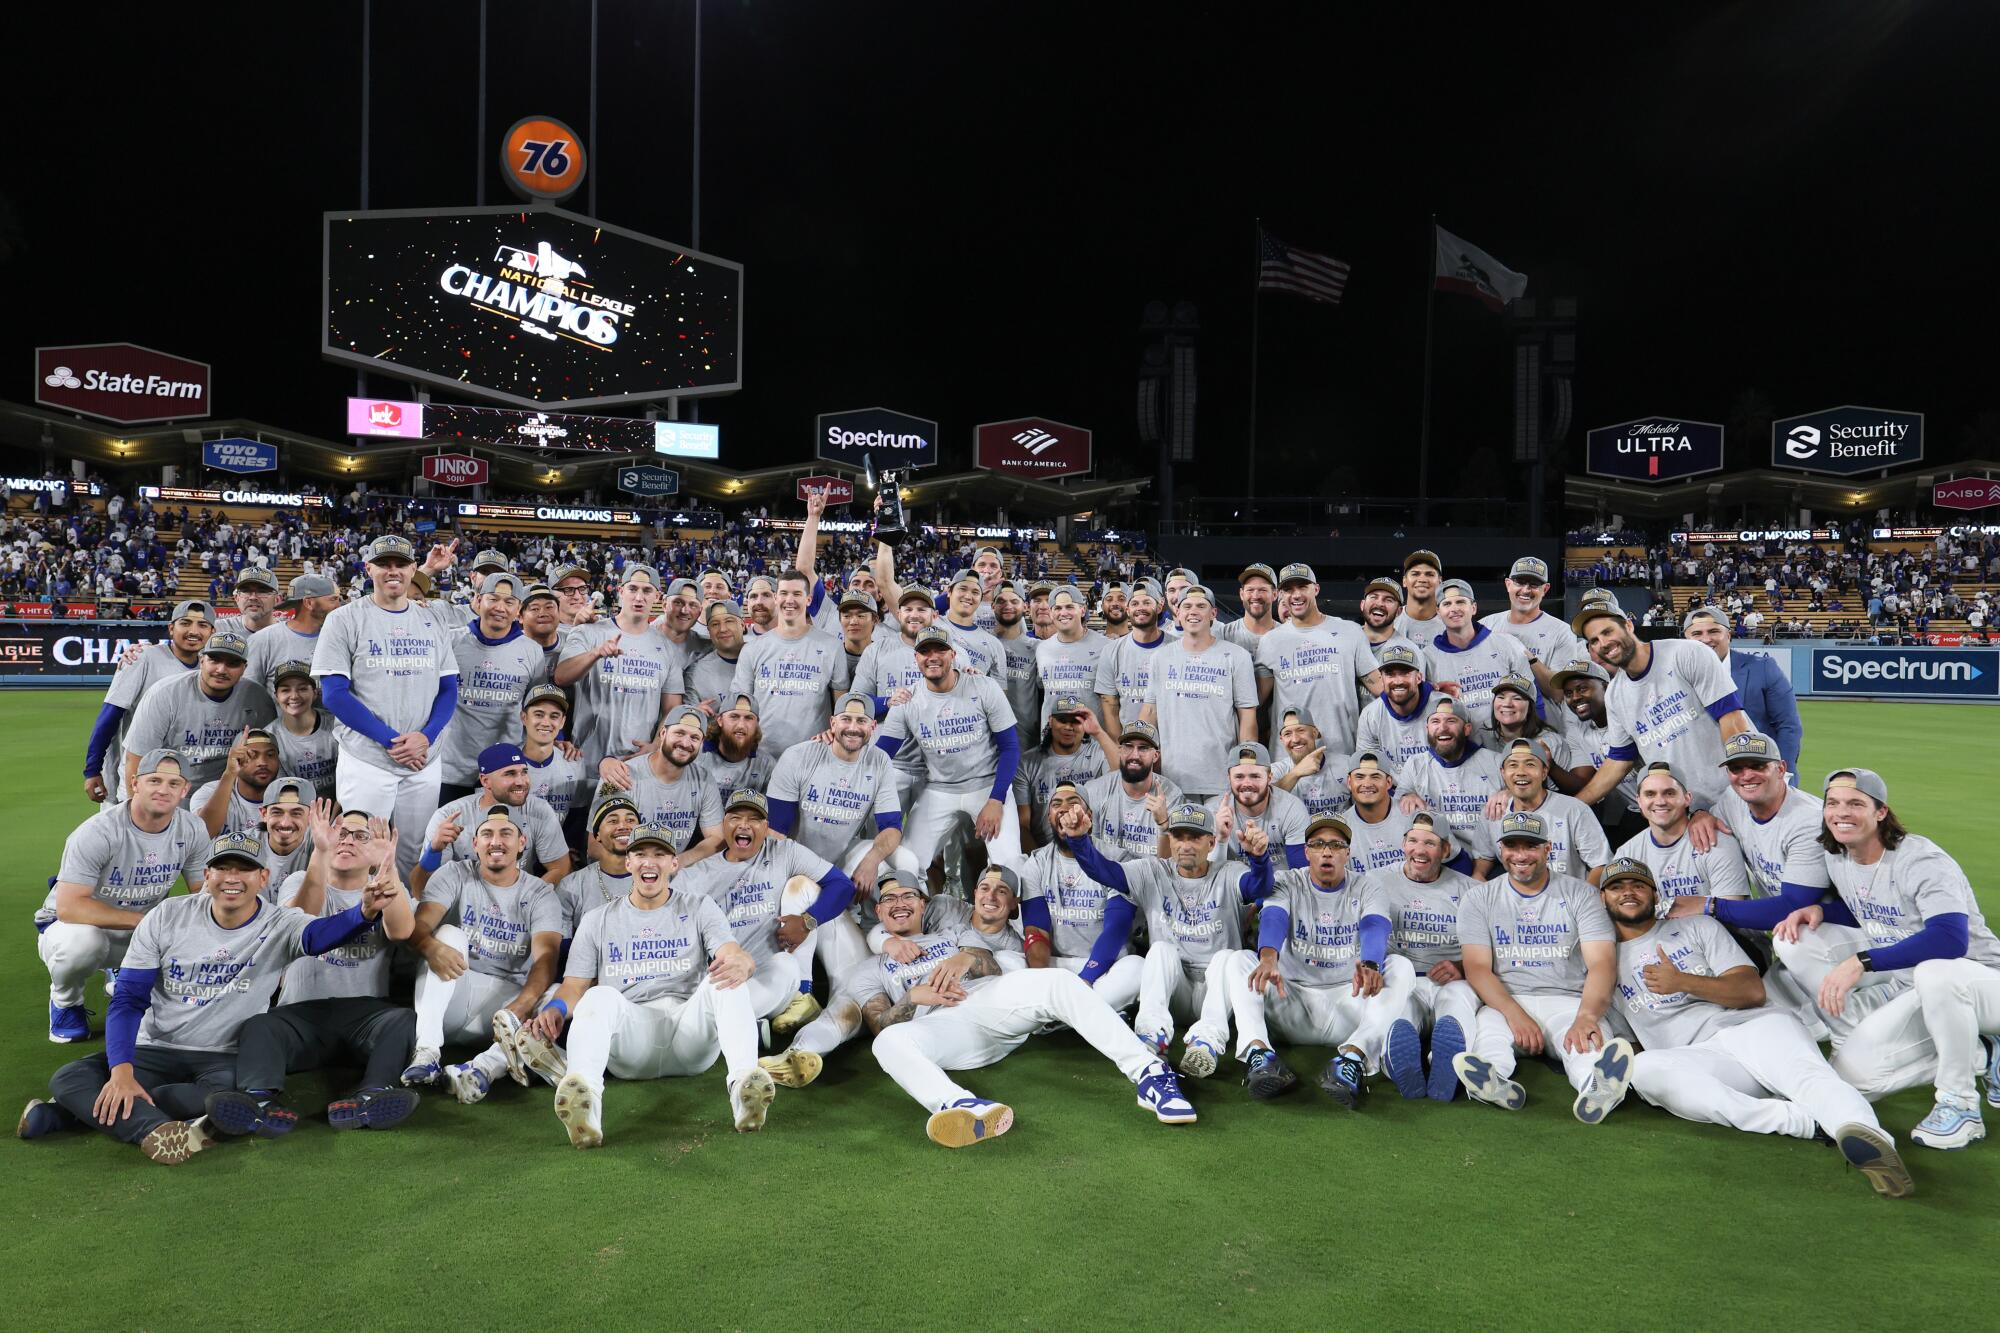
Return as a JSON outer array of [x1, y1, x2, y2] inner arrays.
[[1243, 1046, 1297, 1099], [444, 1062, 492, 1105], [552, 1074, 603, 1149], [926, 1098, 1013, 1148], [729, 1067, 776, 1133], [1454, 1053, 1525, 1110], [758, 1047, 823, 1089], [1984, 1037, 2000, 1110], [1137, 1063, 1197, 1124], [490, 1010, 534, 1086], [1385, 1019, 1426, 1100], [493, 1010, 568, 1087], [203, 1090, 299, 1139], [327, 1087, 421, 1131], [1837, 1123, 1915, 1198], [400, 1046, 443, 1088], [17, 1098, 76, 1140], [1320, 1050, 1367, 1110], [1911, 1099, 1986, 1151], [1139, 1025, 1171, 1057], [770, 991, 822, 1038], [139, 1115, 214, 1165], [48, 1002, 89, 1044], [1573, 1037, 1634, 1126], [1427, 1016, 1466, 1102], [1178, 1037, 1221, 1080]]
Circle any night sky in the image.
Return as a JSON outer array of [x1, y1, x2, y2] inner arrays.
[[6, 1, 1997, 510]]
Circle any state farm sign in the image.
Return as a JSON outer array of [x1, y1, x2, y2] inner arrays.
[[422, 453, 488, 487], [974, 417, 1093, 478], [796, 475, 855, 505], [1933, 478, 2000, 512], [37, 344, 211, 423]]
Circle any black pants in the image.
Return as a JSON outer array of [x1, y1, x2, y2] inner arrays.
[[234, 996, 416, 1096], [438, 782, 479, 805], [49, 1047, 235, 1143]]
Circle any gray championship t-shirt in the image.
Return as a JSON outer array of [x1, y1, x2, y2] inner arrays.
[[671, 838, 837, 965], [1266, 868, 1392, 990], [938, 619, 1006, 680], [311, 598, 459, 774], [419, 863, 562, 986], [41, 803, 208, 921], [1114, 857, 1257, 974], [1378, 865, 1478, 971], [438, 626, 549, 784], [566, 891, 737, 1003], [1459, 874, 1612, 997], [125, 895, 313, 1052], [1421, 627, 1534, 734], [1205, 787, 1311, 865], [1488, 794, 1608, 881], [1602, 640, 1742, 810], [1714, 788, 1829, 899], [526, 749, 586, 819], [559, 620, 686, 768], [992, 631, 1043, 735], [1614, 827, 1753, 902], [555, 864, 633, 936], [1612, 916, 1762, 1048], [1144, 637, 1257, 798], [1019, 840, 1127, 960], [685, 650, 742, 711], [1346, 805, 1418, 879], [1355, 686, 1443, 773], [730, 626, 850, 755], [879, 672, 1019, 796], [1398, 747, 1505, 860], [277, 874, 395, 1003], [1826, 834, 2000, 969], [422, 794, 570, 875], [1095, 632, 1170, 729], [616, 762, 725, 853], [245, 621, 325, 695], [1255, 617, 1377, 757], [848, 928, 1000, 1005], [1082, 771, 1183, 862], [189, 779, 263, 836], [100, 644, 197, 797], [122, 672, 277, 789], [1013, 745, 1110, 845], [1034, 631, 1110, 728], [274, 717, 341, 803], [767, 740, 901, 863]]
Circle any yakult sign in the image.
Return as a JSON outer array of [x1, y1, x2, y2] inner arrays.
[[37, 344, 211, 423]]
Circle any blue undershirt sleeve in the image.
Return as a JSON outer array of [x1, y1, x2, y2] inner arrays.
[[1021, 896, 1053, 935], [1865, 913, 1969, 972], [1078, 895, 1136, 984], [766, 798, 799, 837], [805, 866, 857, 924], [420, 675, 460, 745], [988, 725, 1021, 803], [105, 968, 159, 1068], [1065, 834, 1129, 892], [318, 675, 399, 748], [84, 703, 126, 777], [1714, 881, 1827, 930], [302, 904, 373, 955], [1257, 905, 1291, 953], [1359, 913, 1391, 965]]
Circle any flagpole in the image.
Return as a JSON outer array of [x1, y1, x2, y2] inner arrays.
[[1417, 213, 1436, 527], [1248, 219, 1263, 507]]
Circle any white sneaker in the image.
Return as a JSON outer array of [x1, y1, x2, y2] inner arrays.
[[444, 1062, 492, 1105], [1573, 1038, 1635, 1126], [553, 1073, 603, 1148], [729, 1067, 776, 1133]]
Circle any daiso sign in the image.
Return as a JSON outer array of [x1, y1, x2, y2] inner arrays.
[[421, 453, 488, 487], [346, 397, 426, 438]]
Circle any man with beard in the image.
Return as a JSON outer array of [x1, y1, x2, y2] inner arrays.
[[1095, 577, 1169, 737], [597, 705, 724, 855], [687, 600, 750, 712], [741, 574, 779, 638], [1270, 705, 1351, 820], [246, 574, 342, 694], [1397, 696, 1503, 871], [518, 685, 585, 824], [988, 580, 1043, 734], [1207, 742, 1309, 869], [1141, 584, 1258, 803], [1017, 782, 1143, 1011], [1082, 721, 1180, 862], [1549, 656, 1641, 839], [1217, 563, 1281, 653], [1354, 644, 1437, 771], [1612, 762, 1751, 906], [214, 565, 281, 640], [414, 744, 574, 889], [270, 661, 338, 804], [699, 695, 775, 794], [1015, 695, 1114, 848], [191, 728, 283, 836], [86, 599, 212, 804], [439, 573, 549, 804], [1380, 814, 1483, 1102], [1421, 580, 1533, 736], [1356, 577, 1420, 665], [1035, 586, 1110, 728], [122, 632, 277, 795], [1099, 582, 1131, 639], [557, 564, 685, 772], [1257, 564, 1382, 762], [1394, 550, 1444, 643], [653, 577, 706, 668], [1479, 556, 1585, 705], [730, 570, 850, 755]]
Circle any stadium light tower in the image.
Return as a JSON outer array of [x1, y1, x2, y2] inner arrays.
[[1139, 301, 1199, 533]]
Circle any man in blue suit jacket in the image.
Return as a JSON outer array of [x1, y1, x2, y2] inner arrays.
[[1683, 605, 1802, 780]]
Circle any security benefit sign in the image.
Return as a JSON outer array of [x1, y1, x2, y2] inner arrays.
[[1811, 647, 1998, 699], [323, 205, 743, 410], [974, 417, 1094, 478], [201, 438, 276, 475], [1584, 416, 1724, 483], [616, 465, 680, 498], [1773, 406, 1924, 475], [816, 407, 939, 470]]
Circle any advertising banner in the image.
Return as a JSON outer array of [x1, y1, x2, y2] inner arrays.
[[616, 465, 680, 497], [816, 407, 939, 470], [1, 621, 165, 677], [1585, 416, 1724, 483], [421, 453, 488, 487], [1810, 647, 1997, 698], [37, 343, 211, 423], [974, 417, 1094, 478], [1773, 405, 1924, 475], [201, 438, 277, 474], [1933, 478, 2000, 512], [795, 475, 855, 505]]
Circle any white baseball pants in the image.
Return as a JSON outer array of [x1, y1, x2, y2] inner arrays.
[[1137, 941, 1235, 1053], [565, 976, 757, 1086], [1221, 952, 1416, 1070], [1397, 973, 1482, 1042], [1053, 951, 1142, 1013], [336, 752, 443, 879], [870, 968, 1158, 1112], [900, 786, 1022, 877], [1773, 923, 1908, 1039], [1816, 957, 2000, 1104], [39, 922, 132, 1007], [1468, 991, 1612, 1092], [1630, 1010, 1882, 1139], [413, 924, 524, 1081]]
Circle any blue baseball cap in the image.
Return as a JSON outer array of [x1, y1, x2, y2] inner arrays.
[[478, 743, 529, 776]]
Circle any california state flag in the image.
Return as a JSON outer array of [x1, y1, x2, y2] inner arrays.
[[1434, 225, 1528, 311]]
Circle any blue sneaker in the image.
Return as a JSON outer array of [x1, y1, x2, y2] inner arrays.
[[1427, 1016, 1466, 1102], [1319, 1050, 1367, 1110], [18, 1098, 77, 1139], [203, 1090, 299, 1138], [327, 1087, 421, 1131], [926, 1097, 1013, 1148], [1243, 1046, 1297, 1100], [1178, 1037, 1221, 1080], [1836, 1122, 1914, 1197], [1137, 1063, 1197, 1124], [1911, 1098, 1986, 1151], [1385, 1020, 1427, 1100], [1140, 1025, 1171, 1057], [1984, 1037, 2000, 1110], [48, 1003, 89, 1044], [444, 1063, 492, 1105], [1573, 1038, 1634, 1126], [1453, 1052, 1525, 1111], [399, 1045, 442, 1088]]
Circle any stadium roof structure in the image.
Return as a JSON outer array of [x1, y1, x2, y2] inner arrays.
[[1565, 461, 2000, 520]]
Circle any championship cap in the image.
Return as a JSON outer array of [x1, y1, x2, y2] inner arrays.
[[724, 788, 769, 817], [1277, 562, 1317, 587], [723, 693, 759, 716], [273, 659, 315, 686], [1496, 810, 1551, 844], [281, 573, 337, 606], [625, 821, 678, 853], [1165, 802, 1216, 834], [913, 626, 954, 652], [262, 776, 311, 808], [950, 568, 983, 590], [1304, 813, 1352, 843], [235, 565, 279, 590], [704, 598, 745, 625], [479, 572, 528, 600], [666, 577, 699, 599], [475, 806, 522, 834], [876, 866, 924, 897], [1599, 857, 1658, 891], [976, 864, 1020, 896], [1027, 580, 1055, 598], [1177, 584, 1217, 608], [1129, 577, 1164, 602], [839, 589, 879, 613], [1500, 736, 1553, 769], [521, 683, 569, 714], [1363, 576, 1405, 604], [621, 563, 662, 588], [833, 691, 876, 719], [1492, 673, 1537, 702], [1348, 750, 1390, 776], [170, 599, 215, 624], [1119, 719, 1160, 747], [1508, 556, 1551, 584], [135, 747, 187, 777], [471, 549, 511, 573], [1682, 603, 1730, 631], [1548, 657, 1610, 689], [478, 743, 528, 775], [662, 703, 708, 734], [522, 583, 558, 606], [1571, 596, 1628, 637], [1276, 704, 1317, 732], [1048, 694, 1091, 719], [552, 565, 591, 588], [1436, 578, 1476, 602], [1238, 562, 1279, 586], [1227, 741, 1272, 769], [590, 793, 641, 832], [1374, 642, 1422, 671], [361, 535, 415, 564], [1719, 731, 1783, 767], [202, 630, 249, 661], [1407, 810, 1453, 853], [1048, 585, 1086, 607], [205, 830, 266, 868], [1403, 549, 1442, 574], [1824, 767, 1890, 804], [897, 585, 936, 607]]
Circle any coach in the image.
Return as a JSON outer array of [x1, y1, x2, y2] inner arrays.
[[1682, 606, 1802, 779], [311, 535, 459, 877]]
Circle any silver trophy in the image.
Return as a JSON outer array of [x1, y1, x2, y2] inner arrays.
[[863, 453, 912, 544]]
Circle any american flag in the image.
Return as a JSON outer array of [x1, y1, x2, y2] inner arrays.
[[1258, 227, 1350, 305]]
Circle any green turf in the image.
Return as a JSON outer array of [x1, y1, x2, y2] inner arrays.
[[5, 692, 1997, 1329]]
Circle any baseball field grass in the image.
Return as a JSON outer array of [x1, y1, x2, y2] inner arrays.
[[5, 691, 1996, 1330]]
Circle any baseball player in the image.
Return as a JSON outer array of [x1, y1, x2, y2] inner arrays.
[[518, 583, 566, 678], [414, 743, 574, 890], [556, 563, 685, 773], [37, 748, 209, 1043], [698, 695, 774, 794], [835, 589, 885, 673], [1601, 858, 1914, 1198], [1479, 556, 1584, 705], [1343, 752, 1419, 879], [1034, 585, 1110, 728], [1217, 812, 1413, 1109], [84, 598, 212, 803], [23, 831, 383, 1164], [245, 574, 342, 693], [437, 573, 550, 802], [534, 822, 774, 1145], [1570, 598, 1751, 813], [555, 797, 643, 940], [1016, 780, 1145, 1010], [190, 727, 282, 835], [1395, 696, 1502, 870], [654, 576, 707, 662], [1207, 742, 1309, 869], [403, 807, 566, 1104], [1393, 549, 1443, 642], [686, 600, 749, 711], [1356, 576, 1420, 664], [741, 573, 779, 637], [1353, 643, 1436, 771], [311, 534, 460, 877], [1060, 800, 1274, 1077], [1420, 580, 1533, 735], [1378, 813, 1482, 1101], [1216, 563, 1282, 654], [1256, 563, 1383, 760], [270, 661, 339, 803], [988, 579, 1044, 730], [1548, 656, 1640, 838], [937, 570, 1007, 678], [873, 627, 1024, 877], [1081, 721, 1181, 861], [1486, 737, 1610, 884], [1612, 762, 1752, 905], [1025, 580, 1057, 641], [1099, 582, 1131, 638], [245, 777, 315, 889], [1015, 696, 1114, 847], [729, 570, 850, 754], [1270, 704, 1352, 820], [121, 631, 276, 794], [213, 565, 281, 639], [1683, 605, 1802, 777], [1451, 810, 1634, 1122], [596, 704, 725, 855], [517, 684, 585, 823], [551, 565, 600, 628], [1140, 584, 1258, 802], [1095, 577, 1170, 736], [230, 807, 422, 1132]]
